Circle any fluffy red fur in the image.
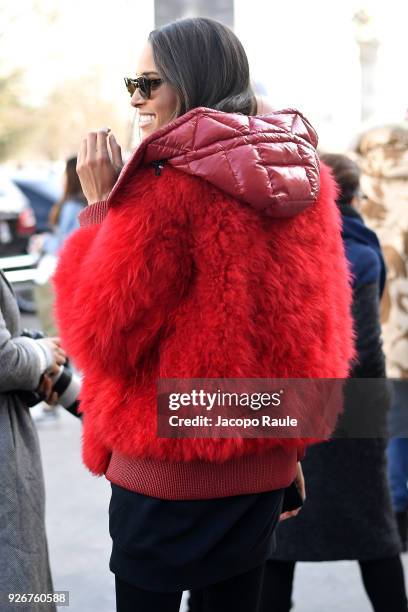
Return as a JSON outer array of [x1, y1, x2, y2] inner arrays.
[[53, 162, 354, 475]]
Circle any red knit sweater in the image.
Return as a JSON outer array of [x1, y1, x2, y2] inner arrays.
[[53, 108, 353, 499]]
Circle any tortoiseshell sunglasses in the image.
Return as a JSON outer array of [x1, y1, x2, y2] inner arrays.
[[124, 76, 164, 99]]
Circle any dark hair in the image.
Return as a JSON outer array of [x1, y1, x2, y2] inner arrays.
[[320, 153, 361, 206], [63, 156, 84, 201], [148, 17, 257, 117], [49, 156, 85, 227]]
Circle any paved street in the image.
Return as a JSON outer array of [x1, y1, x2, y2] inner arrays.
[[35, 408, 408, 612], [21, 313, 408, 612]]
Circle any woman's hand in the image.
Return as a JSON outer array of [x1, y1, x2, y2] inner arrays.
[[279, 462, 306, 522], [37, 337, 67, 370], [77, 129, 124, 205], [37, 374, 59, 406]]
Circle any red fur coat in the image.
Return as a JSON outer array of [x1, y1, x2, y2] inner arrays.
[[53, 107, 354, 477]]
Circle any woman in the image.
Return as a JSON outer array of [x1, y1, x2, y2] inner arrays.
[[47, 157, 86, 251], [262, 154, 407, 612], [53, 18, 353, 612], [0, 270, 66, 611], [34, 156, 86, 338]]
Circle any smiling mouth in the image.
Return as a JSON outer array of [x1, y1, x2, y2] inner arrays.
[[138, 114, 156, 127]]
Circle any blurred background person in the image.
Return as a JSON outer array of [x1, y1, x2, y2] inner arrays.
[[261, 153, 406, 612], [0, 267, 66, 611], [33, 156, 86, 337], [356, 122, 408, 552]]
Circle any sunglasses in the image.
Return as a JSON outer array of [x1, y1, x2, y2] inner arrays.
[[124, 76, 164, 99]]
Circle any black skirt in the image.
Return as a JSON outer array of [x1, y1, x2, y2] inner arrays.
[[109, 483, 285, 593]]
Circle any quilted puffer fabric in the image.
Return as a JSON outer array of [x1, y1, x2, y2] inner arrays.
[[79, 106, 320, 226]]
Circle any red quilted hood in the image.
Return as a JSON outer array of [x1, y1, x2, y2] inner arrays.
[[80, 106, 320, 225]]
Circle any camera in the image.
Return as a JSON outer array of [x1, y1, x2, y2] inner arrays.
[[20, 329, 82, 418], [21, 327, 45, 340], [49, 365, 82, 417]]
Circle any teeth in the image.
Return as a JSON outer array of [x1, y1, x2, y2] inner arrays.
[[139, 114, 155, 125]]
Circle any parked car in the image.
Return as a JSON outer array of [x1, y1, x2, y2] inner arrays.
[[0, 173, 36, 257], [12, 174, 61, 233], [1, 170, 62, 314]]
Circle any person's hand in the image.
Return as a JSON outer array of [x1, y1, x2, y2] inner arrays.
[[37, 374, 59, 406], [279, 462, 306, 521], [37, 337, 66, 371], [77, 129, 124, 205], [27, 232, 47, 255]]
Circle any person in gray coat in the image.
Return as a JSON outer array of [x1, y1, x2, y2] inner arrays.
[[0, 269, 66, 611]]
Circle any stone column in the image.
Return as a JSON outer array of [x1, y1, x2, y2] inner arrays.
[[353, 9, 380, 122], [154, 0, 234, 28]]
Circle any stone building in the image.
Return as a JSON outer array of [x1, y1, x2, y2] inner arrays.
[[155, 0, 233, 27]]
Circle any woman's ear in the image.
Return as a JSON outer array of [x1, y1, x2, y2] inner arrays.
[[350, 195, 362, 212]]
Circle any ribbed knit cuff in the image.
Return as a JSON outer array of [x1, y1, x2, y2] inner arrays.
[[79, 200, 109, 226]]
